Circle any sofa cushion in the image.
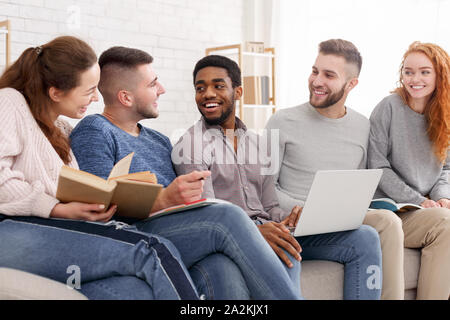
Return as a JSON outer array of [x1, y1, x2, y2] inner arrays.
[[0, 268, 87, 300], [301, 260, 344, 300], [404, 248, 420, 290]]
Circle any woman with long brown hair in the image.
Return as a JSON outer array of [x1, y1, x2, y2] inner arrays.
[[368, 41, 450, 299], [0, 36, 201, 299]]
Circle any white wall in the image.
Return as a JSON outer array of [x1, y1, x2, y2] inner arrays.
[[272, 0, 450, 118], [0, 0, 244, 140], [4, 0, 446, 134]]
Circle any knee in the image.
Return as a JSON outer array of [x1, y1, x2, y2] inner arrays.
[[368, 209, 403, 232], [426, 207, 450, 219], [422, 207, 450, 227], [290, 259, 302, 279], [357, 225, 381, 242], [152, 235, 184, 260], [194, 253, 241, 275], [379, 209, 403, 229], [212, 203, 254, 228], [353, 225, 382, 257], [215, 203, 249, 219], [441, 217, 450, 241], [430, 208, 450, 239], [152, 234, 174, 248], [190, 254, 250, 300], [441, 217, 450, 235]]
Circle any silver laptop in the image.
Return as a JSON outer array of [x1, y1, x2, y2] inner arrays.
[[291, 169, 382, 237]]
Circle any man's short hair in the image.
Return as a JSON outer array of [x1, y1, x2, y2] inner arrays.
[[99, 46, 153, 69], [193, 55, 241, 88], [319, 39, 362, 77], [98, 46, 154, 105]]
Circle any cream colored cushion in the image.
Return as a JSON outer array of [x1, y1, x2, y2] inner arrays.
[[0, 268, 87, 300]]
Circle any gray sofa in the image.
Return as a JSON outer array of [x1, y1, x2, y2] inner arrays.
[[0, 248, 420, 300]]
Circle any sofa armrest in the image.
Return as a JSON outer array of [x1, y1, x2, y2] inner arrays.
[[0, 268, 87, 300]]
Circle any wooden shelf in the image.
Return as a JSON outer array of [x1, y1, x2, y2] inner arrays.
[[0, 20, 11, 67]]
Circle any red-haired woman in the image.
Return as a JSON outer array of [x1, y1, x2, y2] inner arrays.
[[368, 41, 450, 300]]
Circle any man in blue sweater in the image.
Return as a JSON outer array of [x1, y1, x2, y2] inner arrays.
[[70, 46, 302, 300]]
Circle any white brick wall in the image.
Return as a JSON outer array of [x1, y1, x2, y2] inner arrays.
[[0, 0, 244, 140]]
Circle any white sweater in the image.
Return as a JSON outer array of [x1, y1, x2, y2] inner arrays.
[[0, 88, 78, 218]]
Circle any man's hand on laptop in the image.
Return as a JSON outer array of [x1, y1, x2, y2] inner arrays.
[[151, 170, 211, 212], [282, 205, 302, 229], [257, 222, 302, 268]]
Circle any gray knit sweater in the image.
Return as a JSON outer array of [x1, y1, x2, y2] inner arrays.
[[368, 94, 449, 205]]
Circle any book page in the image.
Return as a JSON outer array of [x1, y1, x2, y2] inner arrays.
[[109, 171, 157, 184], [148, 198, 230, 218], [107, 152, 134, 180], [59, 166, 107, 185], [397, 203, 423, 211]]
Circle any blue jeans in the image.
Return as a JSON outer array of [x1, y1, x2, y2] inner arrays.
[[0, 215, 198, 300], [297, 225, 382, 300], [82, 236, 250, 299], [189, 253, 250, 300], [81, 253, 246, 300], [135, 203, 302, 300]]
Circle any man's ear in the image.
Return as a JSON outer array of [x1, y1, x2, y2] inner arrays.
[[234, 86, 243, 100], [48, 87, 64, 103], [346, 78, 359, 91], [117, 90, 133, 107]]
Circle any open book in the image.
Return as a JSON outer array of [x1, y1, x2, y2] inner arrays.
[[369, 198, 423, 212], [56, 153, 163, 219], [147, 198, 231, 221]]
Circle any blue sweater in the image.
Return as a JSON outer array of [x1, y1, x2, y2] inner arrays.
[[70, 114, 176, 187]]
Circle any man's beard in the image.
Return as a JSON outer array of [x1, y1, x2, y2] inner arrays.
[[136, 102, 158, 119], [309, 84, 346, 109], [201, 93, 235, 126]]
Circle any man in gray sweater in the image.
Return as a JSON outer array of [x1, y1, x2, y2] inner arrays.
[[266, 39, 404, 299]]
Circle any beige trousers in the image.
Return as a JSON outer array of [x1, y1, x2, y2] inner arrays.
[[364, 207, 450, 300], [364, 209, 405, 300]]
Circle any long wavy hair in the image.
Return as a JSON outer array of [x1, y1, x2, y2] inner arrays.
[[394, 41, 450, 163], [0, 36, 97, 164]]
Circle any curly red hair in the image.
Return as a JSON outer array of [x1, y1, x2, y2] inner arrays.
[[394, 41, 450, 163]]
